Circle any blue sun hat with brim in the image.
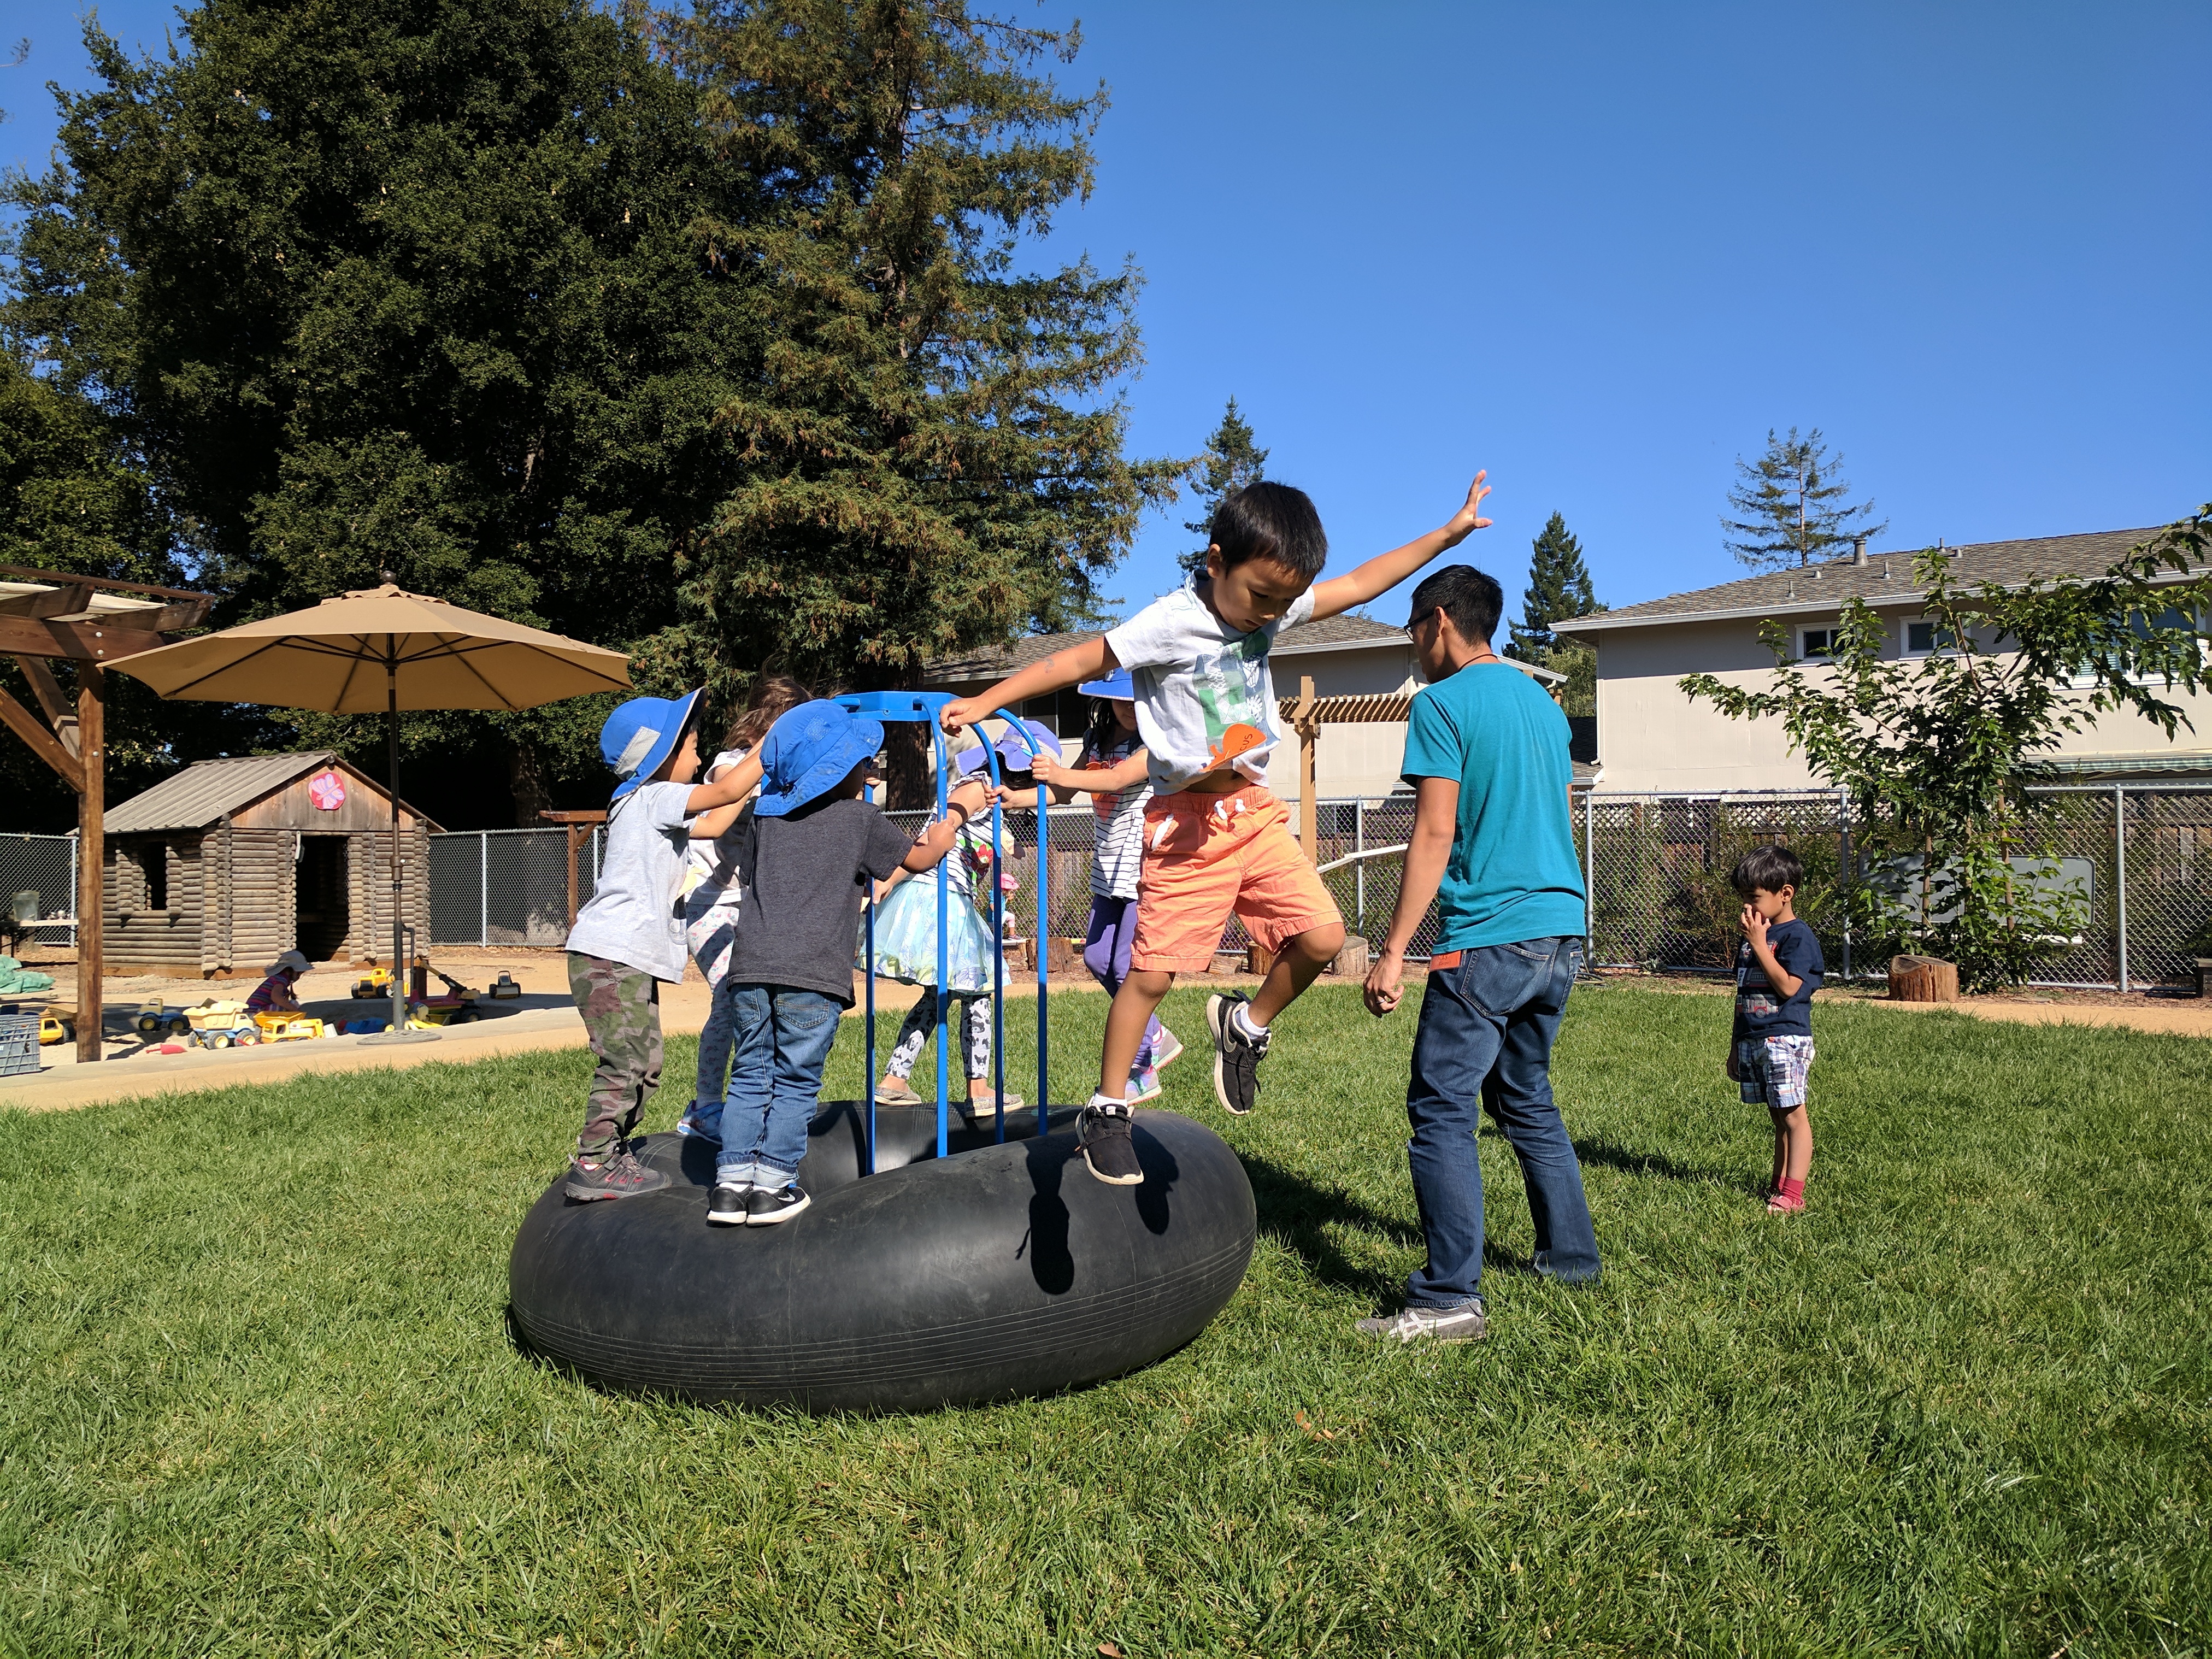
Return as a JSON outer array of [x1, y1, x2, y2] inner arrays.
[[602, 689, 703, 801], [1077, 668, 1135, 700], [955, 717, 1060, 778], [755, 699, 885, 819]]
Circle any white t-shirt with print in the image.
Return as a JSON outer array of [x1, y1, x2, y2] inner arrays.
[[1104, 575, 1316, 793]]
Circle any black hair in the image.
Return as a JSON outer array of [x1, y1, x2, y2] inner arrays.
[[1209, 481, 1328, 578], [1081, 697, 1132, 760], [1731, 844, 1805, 897], [1405, 564, 1504, 645]]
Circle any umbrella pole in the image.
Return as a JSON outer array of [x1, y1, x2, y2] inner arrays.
[[364, 648, 437, 1045]]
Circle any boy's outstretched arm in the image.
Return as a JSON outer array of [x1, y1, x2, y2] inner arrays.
[[940, 637, 1116, 736], [1309, 472, 1492, 623]]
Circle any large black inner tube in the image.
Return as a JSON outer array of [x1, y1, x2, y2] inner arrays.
[[508, 1105, 1257, 1413]]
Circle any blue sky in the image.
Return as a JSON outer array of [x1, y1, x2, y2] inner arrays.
[[8, 1, 2208, 627]]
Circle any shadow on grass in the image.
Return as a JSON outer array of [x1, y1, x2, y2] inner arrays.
[[1572, 1133, 1745, 1191], [1241, 1152, 1532, 1304]]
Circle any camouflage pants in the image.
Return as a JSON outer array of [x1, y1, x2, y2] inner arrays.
[[569, 952, 663, 1156]]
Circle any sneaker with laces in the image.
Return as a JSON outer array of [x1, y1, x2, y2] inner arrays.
[[744, 1183, 811, 1226], [1124, 1066, 1162, 1105], [1077, 1099, 1144, 1186], [1355, 1303, 1487, 1344], [705, 1180, 751, 1225], [1206, 992, 1268, 1115], [563, 1147, 672, 1202]]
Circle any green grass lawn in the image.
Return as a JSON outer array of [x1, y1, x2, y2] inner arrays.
[[3, 983, 2209, 1656]]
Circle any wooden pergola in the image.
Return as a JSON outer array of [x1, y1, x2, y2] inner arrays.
[[0, 564, 216, 1061]]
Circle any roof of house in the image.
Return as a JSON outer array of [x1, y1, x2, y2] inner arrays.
[[104, 752, 426, 835], [1553, 526, 2176, 636], [925, 613, 1415, 685]]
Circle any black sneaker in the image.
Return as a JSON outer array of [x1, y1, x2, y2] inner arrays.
[[744, 1183, 811, 1227], [1206, 992, 1269, 1115], [705, 1180, 751, 1226], [563, 1148, 672, 1202], [1077, 1100, 1144, 1186]]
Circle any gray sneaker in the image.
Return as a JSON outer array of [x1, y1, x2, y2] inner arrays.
[[1355, 1303, 1487, 1344], [563, 1147, 672, 1202]]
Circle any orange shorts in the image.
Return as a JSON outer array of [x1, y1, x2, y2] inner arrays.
[[1131, 785, 1342, 973]]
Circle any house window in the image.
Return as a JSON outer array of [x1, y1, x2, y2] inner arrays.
[[2070, 605, 2200, 687], [129, 843, 168, 911], [1800, 627, 1840, 659], [1905, 620, 1957, 655]]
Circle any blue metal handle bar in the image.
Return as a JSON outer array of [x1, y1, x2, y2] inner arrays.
[[990, 708, 1052, 1140], [834, 691, 957, 1163]]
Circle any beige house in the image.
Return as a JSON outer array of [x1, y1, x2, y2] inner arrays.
[[1555, 526, 2211, 793], [928, 614, 1566, 799]]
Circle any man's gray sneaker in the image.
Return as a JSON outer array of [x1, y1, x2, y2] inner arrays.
[[1355, 1303, 1487, 1344], [1206, 991, 1268, 1115], [563, 1148, 672, 1202]]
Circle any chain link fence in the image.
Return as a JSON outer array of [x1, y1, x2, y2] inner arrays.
[[0, 833, 77, 951], [416, 783, 2212, 989], [427, 828, 603, 947]]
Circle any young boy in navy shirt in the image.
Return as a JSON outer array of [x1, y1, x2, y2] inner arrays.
[[1728, 845, 1825, 1213]]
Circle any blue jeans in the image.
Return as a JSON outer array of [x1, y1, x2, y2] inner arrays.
[[1404, 936, 1600, 1307], [717, 985, 842, 1187]]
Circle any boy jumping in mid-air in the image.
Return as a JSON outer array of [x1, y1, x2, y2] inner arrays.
[[942, 470, 1494, 1185], [1728, 845, 1824, 1213]]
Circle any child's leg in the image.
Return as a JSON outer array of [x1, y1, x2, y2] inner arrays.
[[1764, 1037, 1814, 1210], [1085, 896, 1166, 1071], [715, 984, 778, 1185], [567, 951, 664, 1157], [685, 972, 740, 1140], [1768, 1107, 1790, 1192], [882, 996, 933, 1082], [1099, 970, 1173, 1098], [963, 995, 991, 1086], [1247, 918, 1348, 1026], [757, 988, 842, 1190], [1777, 1105, 1812, 1183]]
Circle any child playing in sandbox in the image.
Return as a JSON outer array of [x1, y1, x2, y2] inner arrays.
[[707, 701, 973, 1227], [867, 720, 1055, 1123], [943, 471, 1495, 1185]]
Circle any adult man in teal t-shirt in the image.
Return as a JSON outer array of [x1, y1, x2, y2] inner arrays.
[[1359, 564, 1601, 1345]]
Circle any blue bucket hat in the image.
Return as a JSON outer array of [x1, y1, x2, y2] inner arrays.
[[755, 700, 884, 818], [601, 689, 703, 801], [955, 718, 1060, 778], [1077, 668, 1136, 700]]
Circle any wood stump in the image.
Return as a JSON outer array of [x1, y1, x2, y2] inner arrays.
[[1329, 937, 1372, 979], [1246, 943, 1275, 976], [1048, 936, 1081, 977], [1889, 954, 1958, 1002]]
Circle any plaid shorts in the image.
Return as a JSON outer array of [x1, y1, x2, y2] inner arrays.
[[1737, 1033, 1814, 1110]]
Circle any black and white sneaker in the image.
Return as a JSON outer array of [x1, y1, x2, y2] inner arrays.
[[744, 1183, 811, 1226], [1206, 992, 1269, 1116], [705, 1180, 751, 1226], [1078, 1099, 1144, 1186]]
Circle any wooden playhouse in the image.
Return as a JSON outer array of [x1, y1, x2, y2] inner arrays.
[[101, 752, 438, 977]]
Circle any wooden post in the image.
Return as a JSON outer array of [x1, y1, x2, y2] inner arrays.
[[1296, 675, 1319, 866], [76, 664, 104, 1062], [1888, 954, 1958, 1003], [538, 810, 608, 934]]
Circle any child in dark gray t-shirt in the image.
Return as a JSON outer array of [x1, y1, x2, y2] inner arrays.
[[708, 701, 963, 1229]]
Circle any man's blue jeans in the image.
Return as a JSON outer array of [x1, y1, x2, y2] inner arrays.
[[1404, 936, 1601, 1307], [717, 985, 842, 1187]]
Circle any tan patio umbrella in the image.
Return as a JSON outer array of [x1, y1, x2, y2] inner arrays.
[[110, 584, 631, 1042]]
